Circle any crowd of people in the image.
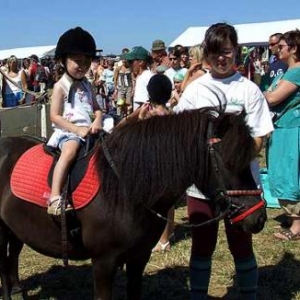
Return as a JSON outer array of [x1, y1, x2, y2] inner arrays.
[[0, 22, 300, 299], [0, 55, 57, 106]]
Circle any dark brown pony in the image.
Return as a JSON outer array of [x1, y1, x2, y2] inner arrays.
[[0, 109, 266, 300]]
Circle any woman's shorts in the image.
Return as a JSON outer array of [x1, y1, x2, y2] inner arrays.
[[3, 92, 23, 107]]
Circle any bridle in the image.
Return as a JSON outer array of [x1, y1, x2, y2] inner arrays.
[[206, 128, 265, 225]]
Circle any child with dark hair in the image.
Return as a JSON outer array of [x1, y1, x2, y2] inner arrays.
[[133, 74, 175, 252], [138, 74, 172, 119], [47, 27, 103, 215]]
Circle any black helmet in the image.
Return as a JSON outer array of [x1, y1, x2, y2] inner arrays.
[[55, 27, 96, 59]]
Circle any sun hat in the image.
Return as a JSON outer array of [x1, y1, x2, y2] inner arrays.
[[151, 40, 166, 51], [173, 71, 185, 82], [123, 46, 151, 61]]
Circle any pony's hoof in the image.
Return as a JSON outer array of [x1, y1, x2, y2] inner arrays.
[[11, 288, 25, 300], [152, 241, 170, 253]]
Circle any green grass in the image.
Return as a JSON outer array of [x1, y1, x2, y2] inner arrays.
[[10, 206, 300, 300]]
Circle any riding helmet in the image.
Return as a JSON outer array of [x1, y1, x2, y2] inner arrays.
[[147, 74, 172, 105], [55, 27, 96, 59]]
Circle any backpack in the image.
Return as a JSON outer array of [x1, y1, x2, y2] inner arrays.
[[35, 65, 48, 83]]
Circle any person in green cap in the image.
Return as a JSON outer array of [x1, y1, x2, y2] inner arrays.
[[124, 46, 153, 110]]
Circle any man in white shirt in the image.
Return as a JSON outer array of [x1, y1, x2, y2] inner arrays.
[[124, 46, 153, 110]]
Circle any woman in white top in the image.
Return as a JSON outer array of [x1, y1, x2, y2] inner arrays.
[[175, 23, 273, 300], [1, 55, 26, 107]]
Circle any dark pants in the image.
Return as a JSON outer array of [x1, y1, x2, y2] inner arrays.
[[187, 195, 254, 258]]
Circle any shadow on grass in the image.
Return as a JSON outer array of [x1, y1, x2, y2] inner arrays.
[[224, 252, 300, 300], [3, 252, 299, 299], [273, 212, 292, 229], [17, 264, 189, 300]]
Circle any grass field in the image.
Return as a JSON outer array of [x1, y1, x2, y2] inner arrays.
[[6, 206, 299, 300]]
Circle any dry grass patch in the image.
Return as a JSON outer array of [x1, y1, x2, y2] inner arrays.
[[4, 207, 300, 299]]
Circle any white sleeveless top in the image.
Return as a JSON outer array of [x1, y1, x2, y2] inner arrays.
[[47, 74, 95, 147], [4, 71, 23, 94], [55, 73, 94, 127]]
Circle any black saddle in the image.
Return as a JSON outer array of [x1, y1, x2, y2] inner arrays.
[[43, 134, 101, 193]]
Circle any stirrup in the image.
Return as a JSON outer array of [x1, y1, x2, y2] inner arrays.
[[47, 196, 73, 216]]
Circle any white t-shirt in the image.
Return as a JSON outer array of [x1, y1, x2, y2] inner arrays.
[[174, 72, 274, 198], [101, 69, 114, 86], [133, 69, 153, 108]]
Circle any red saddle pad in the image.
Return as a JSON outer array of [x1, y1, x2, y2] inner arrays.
[[11, 144, 101, 209]]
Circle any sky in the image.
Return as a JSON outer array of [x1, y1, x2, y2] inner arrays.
[[1, 0, 300, 55]]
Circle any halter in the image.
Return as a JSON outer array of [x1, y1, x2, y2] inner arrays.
[[206, 120, 265, 224]]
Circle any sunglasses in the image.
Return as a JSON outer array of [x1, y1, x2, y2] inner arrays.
[[174, 81, 181, 84], [278, 44, 289, 51], [169, 57, 178, 61], [269, 42, 278, 47]]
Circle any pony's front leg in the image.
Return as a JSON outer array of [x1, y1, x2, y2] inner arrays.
[[91, 257, 117, 300], [126, 252, 151, 300], [8, 234, 25, 299], [0, 223, 11, 300]]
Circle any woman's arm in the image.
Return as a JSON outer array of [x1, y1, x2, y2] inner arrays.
[[264, 79, 299, 106], [20, 70, 27, 90], [181, 63, 205, 92]]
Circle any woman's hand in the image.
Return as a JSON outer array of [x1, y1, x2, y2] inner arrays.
[[187, 63, 203, 75]]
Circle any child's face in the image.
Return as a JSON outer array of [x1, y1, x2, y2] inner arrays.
[[207, 39, 236, 78], [66, 54, 92, 79]]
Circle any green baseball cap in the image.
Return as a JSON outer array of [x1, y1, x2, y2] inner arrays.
[[124, 46, 151, 61]]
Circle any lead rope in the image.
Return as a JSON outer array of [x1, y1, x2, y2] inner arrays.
[[60, 175, 70, 267], [100, 132, 120, 178]]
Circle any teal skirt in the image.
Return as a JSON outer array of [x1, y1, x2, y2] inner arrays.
[[267, 126, 300, 201]]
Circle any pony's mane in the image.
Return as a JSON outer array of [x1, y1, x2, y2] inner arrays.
[[99, 109, 255, 210], [216, 111, 256, 172]]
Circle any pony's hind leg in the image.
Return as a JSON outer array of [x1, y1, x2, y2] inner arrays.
[[0, 221, 11, 300], [8, 234, 24, 299], [126, 252, 151, 300]]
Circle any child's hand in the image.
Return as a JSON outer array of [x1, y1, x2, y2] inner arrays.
[[76, 126, 90, 138], [138, 103, 152, 120], [90, 121, 102, 135]]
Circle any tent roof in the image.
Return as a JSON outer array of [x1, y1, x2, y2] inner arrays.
[[169, 19, 300, 47], [0, 45, 56, 60]]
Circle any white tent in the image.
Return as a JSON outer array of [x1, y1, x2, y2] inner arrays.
[[169, 19, 300, 47], [0, 45, 56, 60]]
